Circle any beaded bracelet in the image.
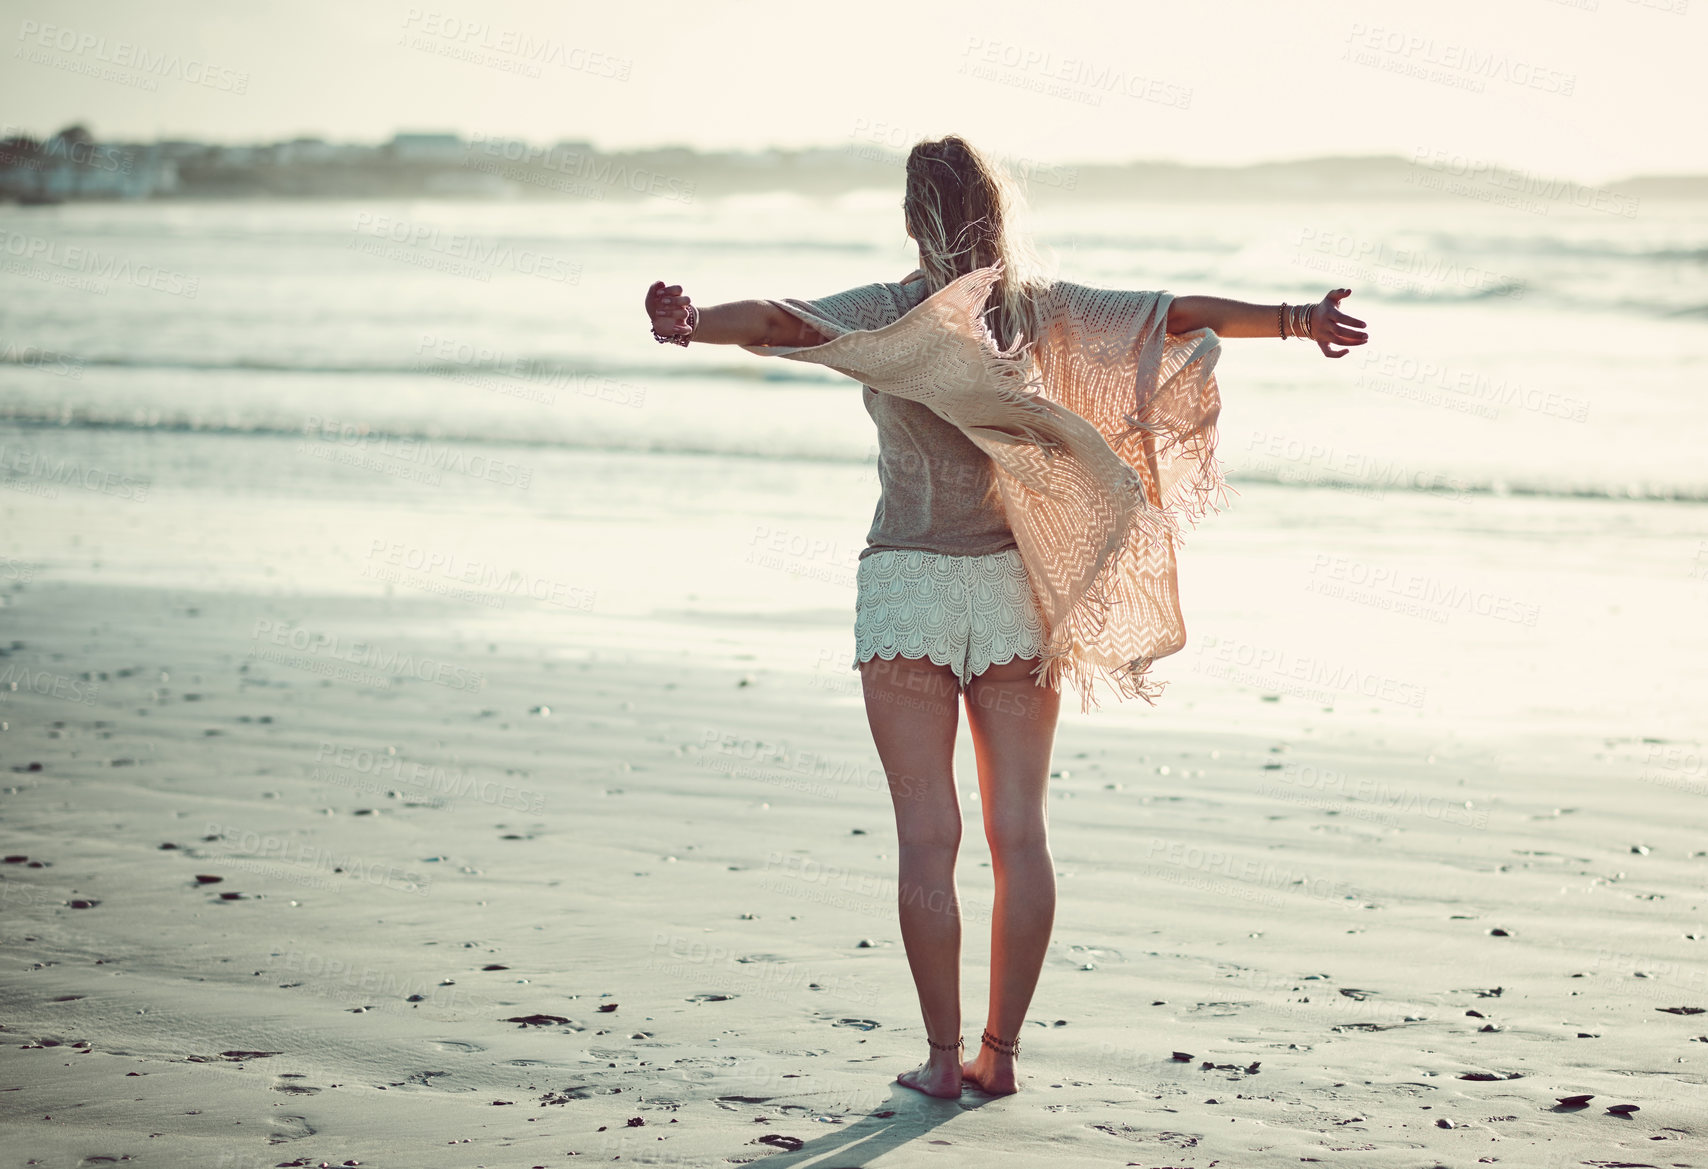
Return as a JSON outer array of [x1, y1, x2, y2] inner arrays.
[[652, 303, 698, 347]]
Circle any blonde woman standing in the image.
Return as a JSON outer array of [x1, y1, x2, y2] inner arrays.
[[642, 135, 1367, 1098]]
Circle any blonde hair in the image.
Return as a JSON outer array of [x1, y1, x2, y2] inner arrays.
[[902, 135, 1051, 356]]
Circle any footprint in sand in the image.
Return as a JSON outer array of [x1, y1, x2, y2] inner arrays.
[[267, 1114, 315, 1144], [271, 1073, 322, 1096], [430, 1039, 485, 1053]]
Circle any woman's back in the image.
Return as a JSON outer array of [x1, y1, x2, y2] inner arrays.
[[859, 277, 1018, 562]]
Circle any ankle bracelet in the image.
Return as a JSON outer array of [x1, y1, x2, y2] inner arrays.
[[926, 1035, 964, 1052], [981, 1029, 1020, 1058]]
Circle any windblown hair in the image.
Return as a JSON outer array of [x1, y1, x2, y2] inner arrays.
[[902, 135, 1052, 357]]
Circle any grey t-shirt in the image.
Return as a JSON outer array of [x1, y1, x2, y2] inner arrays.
[[858, 279, 1017, 562]]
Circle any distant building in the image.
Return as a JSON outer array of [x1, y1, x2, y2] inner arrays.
[[0, 125, 177, 201]]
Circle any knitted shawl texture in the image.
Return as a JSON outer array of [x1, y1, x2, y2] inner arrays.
[[742, 264, 1224, 713]]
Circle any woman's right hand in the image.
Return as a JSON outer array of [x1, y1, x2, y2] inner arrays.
[[646, 280, 695, 338]]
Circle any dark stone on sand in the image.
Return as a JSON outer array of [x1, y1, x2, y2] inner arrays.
[[1657, 1005, 1705, 1014], [406, 994, 425, 1002], [4, 855, 26, 863], [856, 939, 875, 948], [1606, 1103, 1639, 1115], [1459, 1073, 1502, 1081], [598, 1002, 620, 1012], [1489, 928, 1510, 936], [1435, 1118, 1454, 1128], [67, 899, 99, 909], [626, 1116, 645, 1126], [1465, 1009, 1484, 1017], [217, 892, 249, 900], [194, 874, 223, 884], [158, 843, 178, 849], [1171, 1051, 1194, 1062], [1478, 1024, 1501, 1032], [482, 964, 509, 971], [506, 1015, 572, 1026], [221, 1050, 279, 1060], [757, 1135, 803, 1152], [851, 828, 866, 834], [1556, 1094, 1593, 1107]]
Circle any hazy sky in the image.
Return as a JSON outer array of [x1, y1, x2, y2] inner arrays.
[[3, 0, 1703, 182]]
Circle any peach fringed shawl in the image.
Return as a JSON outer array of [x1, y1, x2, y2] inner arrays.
[[743, 264, 1224, 713]]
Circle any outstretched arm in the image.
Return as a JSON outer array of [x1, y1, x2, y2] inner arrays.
[[1167, 287, 1368, 358], [645, 281, 830, 347]]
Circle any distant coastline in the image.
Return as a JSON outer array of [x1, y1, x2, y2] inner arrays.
[[3, 126, 1705, 206]]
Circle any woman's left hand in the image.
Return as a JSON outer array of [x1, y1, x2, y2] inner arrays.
[[1311, 288, 1368, 358]]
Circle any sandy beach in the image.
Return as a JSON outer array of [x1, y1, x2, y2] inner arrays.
[[3, 556, 1704, 1167]]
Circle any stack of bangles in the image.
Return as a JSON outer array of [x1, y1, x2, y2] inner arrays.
[[1276, 302, 1314, 340], [653, 304, 698, 347]]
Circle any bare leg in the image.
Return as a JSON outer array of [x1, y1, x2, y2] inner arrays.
[[859, 652, 965, 1098], [958, 655, 1060, 1095]]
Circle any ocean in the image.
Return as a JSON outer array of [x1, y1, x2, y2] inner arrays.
[[3, 192, 1706, 742]]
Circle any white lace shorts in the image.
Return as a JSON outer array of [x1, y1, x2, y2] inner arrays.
[[852, 547, 1049, 688]]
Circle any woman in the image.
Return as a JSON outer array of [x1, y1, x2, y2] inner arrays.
[[641, 135, 1367, 1099]]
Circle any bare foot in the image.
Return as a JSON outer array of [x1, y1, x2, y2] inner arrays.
[[895, 1054, 962, 1099], [960, 1049, 1019, 1096]]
